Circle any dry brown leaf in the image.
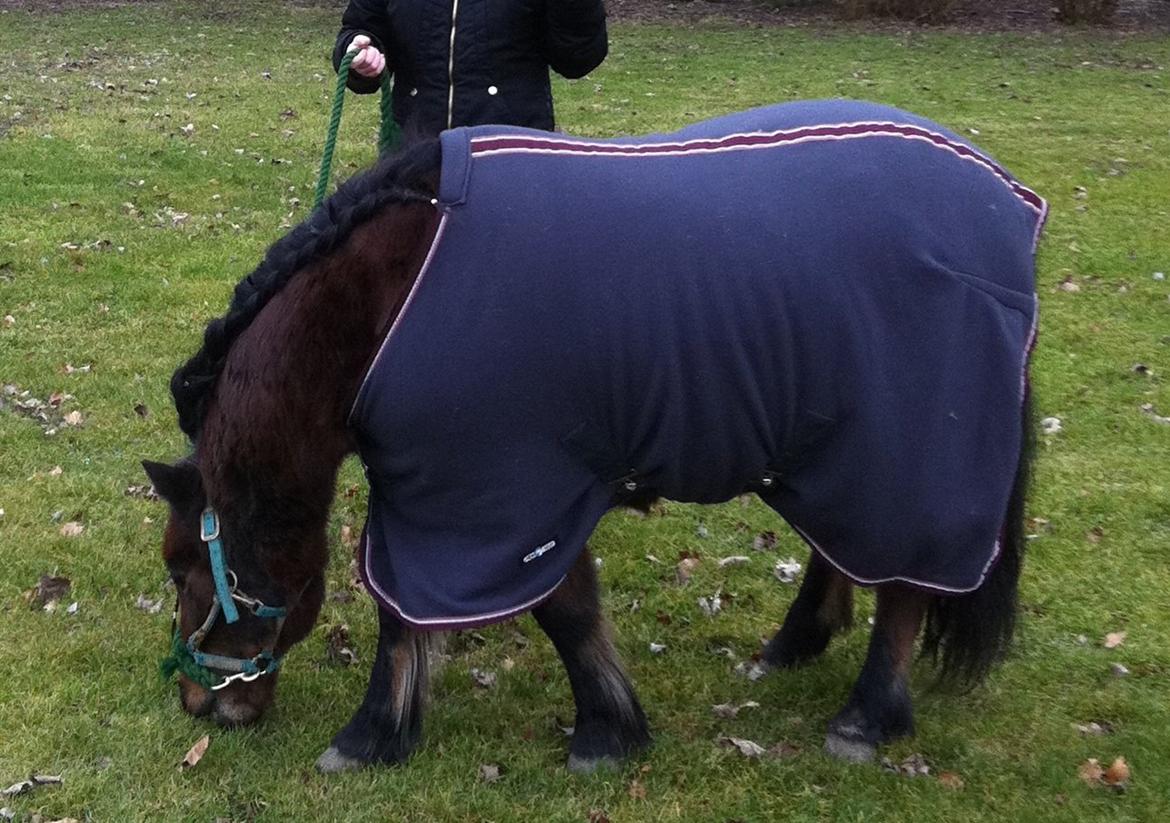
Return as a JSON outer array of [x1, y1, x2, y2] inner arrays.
[[1104, 631, 1127, 649], [26, 575, 71, 609], [711, 700, 760, 719], [675, 556, 700, 585], [60, 521, 84, 537], [627, 779, 646, 800], [938, 771, 965, 790], [179, 734, 210, 770], [718, 735, 767, 758], [768, 741, 801, 759], [62, 410, 83, 426], [324, 623, 358, 666], [752, 531, 777, 552], [339, 524, 359, 550], [1078, 758, 1104, 785], [1103, 757, 1131, 786], [587, 812, 611, 823], [478, 763, 502, 783]]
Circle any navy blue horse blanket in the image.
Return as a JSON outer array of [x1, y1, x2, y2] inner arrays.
[[349, 99, 1047, 630]]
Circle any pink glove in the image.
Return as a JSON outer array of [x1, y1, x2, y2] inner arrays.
[[348, 34, 386, 78]]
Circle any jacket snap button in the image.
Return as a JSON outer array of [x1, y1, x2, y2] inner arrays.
[[487, 85, 498, 96]]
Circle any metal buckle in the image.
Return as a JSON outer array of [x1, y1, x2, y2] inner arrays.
[[200, 508, 220, 542]]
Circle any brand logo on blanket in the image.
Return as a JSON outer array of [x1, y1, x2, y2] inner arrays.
[[522, 540, 557, 564]]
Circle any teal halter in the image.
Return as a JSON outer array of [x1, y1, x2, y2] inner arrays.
[[176, 508, 289, 691]]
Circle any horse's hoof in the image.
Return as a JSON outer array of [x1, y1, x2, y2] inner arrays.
[[566, 754, 621, 775], [824, 732, 876, 763], [316, 746, 365, 773]]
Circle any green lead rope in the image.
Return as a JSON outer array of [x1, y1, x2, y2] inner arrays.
[[160, 628, 220, 691], [314, 49, 401, 209]]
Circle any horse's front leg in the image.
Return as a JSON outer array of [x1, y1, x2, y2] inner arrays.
[[533, 547, 651, 773], [824, 582, 929, 763], [316, 605, 430, 772]]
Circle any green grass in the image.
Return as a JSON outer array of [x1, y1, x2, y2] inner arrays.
[[1, 2, 1169, 820]]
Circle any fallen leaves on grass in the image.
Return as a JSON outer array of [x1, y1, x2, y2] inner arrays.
[[697, 590, 722, 617], [125, 483, 158, 500], [1, 383, 82, 436], [881, 753, 930, 777], [717, 735, 799, 759], [1073, 721, 1114, 736], [718, 555, 750, 567], [711, 700, 759, 719], [648, 642, 666, 655], [470, 668, 497, 689], [1078, 758, 1104, 784], [627, 779, 646, 800], [1139, 403, 1170, 425], [1103, 631, 1126, 649], [773, 557, 802, 583], [752, 531, 777, 552], [675, 555, 700, 585], [60, 521, 84, 537], [1, 774, 63, 797], [324, 624, 358, 666], [179, 735, 210, 770], [937, 771, 965, 790], [24, 575, 70, 609], [135, 594, 164, 614], [1041, 416, 1063, 434], [478, 763, 502, 783]]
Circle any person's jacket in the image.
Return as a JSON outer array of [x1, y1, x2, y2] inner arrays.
[[332, 0, 608, 135]]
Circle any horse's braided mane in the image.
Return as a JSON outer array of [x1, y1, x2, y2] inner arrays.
[[170, 138, 442, 442]]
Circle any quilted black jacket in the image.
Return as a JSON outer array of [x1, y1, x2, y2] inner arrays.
[[332, 0, 608, 134]]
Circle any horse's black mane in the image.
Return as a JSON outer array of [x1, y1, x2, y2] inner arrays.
[[171, 138, 442, 442]]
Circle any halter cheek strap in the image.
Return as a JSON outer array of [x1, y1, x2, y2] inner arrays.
[[201, 508, 240, 624]]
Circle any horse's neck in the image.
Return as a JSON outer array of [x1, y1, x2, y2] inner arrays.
[[200, 204, 440, 518]]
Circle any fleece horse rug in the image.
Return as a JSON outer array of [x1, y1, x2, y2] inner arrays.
[[349, 99, 1047, 631]]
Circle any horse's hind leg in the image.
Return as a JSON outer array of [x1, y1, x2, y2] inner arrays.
[[824, 583, 929, 763], [533, 547, 651, 773], [759, 550, 854, 671], [317, 606, 430, 772]]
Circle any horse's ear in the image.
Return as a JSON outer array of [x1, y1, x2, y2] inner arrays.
[[142, 460, 204, 508]]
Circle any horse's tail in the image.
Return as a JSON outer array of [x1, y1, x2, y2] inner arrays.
[[921, 389, 1034, 690]]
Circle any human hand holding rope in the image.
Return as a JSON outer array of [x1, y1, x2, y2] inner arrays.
[[348, 34, 386, 78]]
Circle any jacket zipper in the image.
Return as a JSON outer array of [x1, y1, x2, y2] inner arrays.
[[446, 0, 460, 130]]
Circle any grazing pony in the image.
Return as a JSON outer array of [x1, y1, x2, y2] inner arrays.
[[144, 99, 1046, 771]]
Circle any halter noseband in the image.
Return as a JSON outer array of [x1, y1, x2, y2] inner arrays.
[[179, 508, 289, 691]]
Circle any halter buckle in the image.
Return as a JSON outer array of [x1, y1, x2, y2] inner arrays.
[[200, 508, 221, 542]]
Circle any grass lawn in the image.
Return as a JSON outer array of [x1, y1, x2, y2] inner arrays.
[[1, 2, 1168, 820]]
